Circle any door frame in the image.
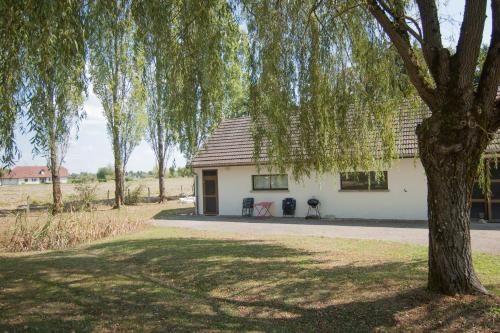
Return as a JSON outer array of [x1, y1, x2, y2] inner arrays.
[[202, 169, 219, 215]]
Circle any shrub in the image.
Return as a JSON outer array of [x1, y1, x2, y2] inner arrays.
[[4, 211, 144, 252], [71, 183, 98, 211], [70, 173, 97, 184], [124, 184, 145, 205], [96, 166, 114, 181]]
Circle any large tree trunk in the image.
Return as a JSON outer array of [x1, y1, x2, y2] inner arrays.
[[417, 113, 489, 295], [49, 141, 63, 215], [112, 131, 124, 208]]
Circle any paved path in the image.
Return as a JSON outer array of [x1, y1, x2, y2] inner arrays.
[[151, 216, 500, 255]]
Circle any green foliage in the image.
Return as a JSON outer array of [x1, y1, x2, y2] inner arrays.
[[133, 1, 246, 161], [133, 0, 177, 173], [124, 184, 145, 205], [96, 166, 114, 182], [168, 166, 176, 178], [70, 172, 97, 184], [176, 167, 193, 177], [0, 0, 26, 165], [71, 183, 99, 212], [88, 0, 146, 182], [23, 0, 86, 160], [243, 1, 416, 178]]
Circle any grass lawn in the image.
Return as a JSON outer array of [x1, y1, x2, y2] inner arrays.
[[0, 224, 499, 332]]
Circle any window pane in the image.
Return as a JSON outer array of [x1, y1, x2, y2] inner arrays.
[[203, 170, 217, 176], [341, 172, 369, 190], [370, 171, 388, 190], [490, 182, 500, 199], [472, 183, 485, 199], [470, 202, 486, 219], [489, 161, 500, 179], [271, 174, 288, 189], [253, 175, 270, 190], [204, 179, 216, 195]]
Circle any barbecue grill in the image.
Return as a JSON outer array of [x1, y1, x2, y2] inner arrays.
[[306, 198, 321, 219]]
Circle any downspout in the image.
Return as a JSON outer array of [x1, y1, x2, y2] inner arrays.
[[194, 173, 200, 215]]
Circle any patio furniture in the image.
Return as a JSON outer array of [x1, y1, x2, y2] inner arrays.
[[254, 201, 273, 217], [242, 197, 254, 217], [282, 197, 296, 217], [306, 198, 321, 219]]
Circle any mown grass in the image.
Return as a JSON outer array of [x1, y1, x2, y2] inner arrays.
[[0, 224, 498, 332]]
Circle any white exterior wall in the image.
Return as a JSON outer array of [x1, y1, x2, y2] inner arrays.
[[0, 179, 20, 186], [0, 177, 66, 185], [194, 158, 428, 220]]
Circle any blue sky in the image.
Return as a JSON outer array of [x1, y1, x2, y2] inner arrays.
[[13, 0, 493, 173]]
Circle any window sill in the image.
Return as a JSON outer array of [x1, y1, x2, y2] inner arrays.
[[251, 190, 290, 193], [338, 189, 390, 192]]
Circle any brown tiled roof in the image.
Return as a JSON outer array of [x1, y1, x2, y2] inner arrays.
[[1, 166, 69, 179], [191, 104, 500, 168]]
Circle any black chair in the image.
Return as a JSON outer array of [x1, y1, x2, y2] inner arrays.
[[242, 197, 254, 217], [282, 198, 296, 217], [306, 198, 321, 219]]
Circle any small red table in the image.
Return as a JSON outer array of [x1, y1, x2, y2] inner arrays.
[[254, 201, 273, 217]]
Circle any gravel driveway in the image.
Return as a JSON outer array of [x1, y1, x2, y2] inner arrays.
[[151, 216, 500, 255]]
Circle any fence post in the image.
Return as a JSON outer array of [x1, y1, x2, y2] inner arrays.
[[148, 187, 151, 201], [107, 190, 110, 205], [26, 195, 30, 214]]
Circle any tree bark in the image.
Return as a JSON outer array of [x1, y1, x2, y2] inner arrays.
[[49, 140, 63, 215], [157, 118, 166, 203], [46, 82, 63, 215], [158, 152, 166, 203], [417, 113, 489, 295], [112, 130, 124, 208]]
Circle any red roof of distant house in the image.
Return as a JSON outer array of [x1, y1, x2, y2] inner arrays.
[[0, 166, 69, 179]]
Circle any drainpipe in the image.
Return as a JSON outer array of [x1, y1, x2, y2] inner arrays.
[[194, 173, 199, 215]]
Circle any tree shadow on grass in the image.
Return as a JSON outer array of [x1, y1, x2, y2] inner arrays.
[[0, 238, 497, 332]]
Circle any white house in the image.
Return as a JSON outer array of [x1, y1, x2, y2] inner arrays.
[[0, 166, 69, 186], [191, 114, 500, 221]]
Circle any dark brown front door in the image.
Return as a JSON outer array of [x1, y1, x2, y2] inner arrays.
[[203, 170, 218, 215]]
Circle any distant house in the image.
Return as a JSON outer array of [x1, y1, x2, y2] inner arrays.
[[0, 166, 69, 186], [191, 108, 500, 221]]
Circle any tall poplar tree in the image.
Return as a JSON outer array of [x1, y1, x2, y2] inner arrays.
[[89, 0, 146, 208], [133, 0, 176, 203], [24, 0, 86, 214], [243, 0, 500, 295]]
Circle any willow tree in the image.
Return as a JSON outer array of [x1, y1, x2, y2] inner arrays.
[[89, 0, 146, 208], [0, 0, 26, 166], [24, 1, 86, 214], [243, 0, 500, 295], [133, 0, 177, 203], [171, 1, 244, 160]]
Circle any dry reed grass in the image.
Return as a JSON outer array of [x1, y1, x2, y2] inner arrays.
[[4, 210, 145, 252]]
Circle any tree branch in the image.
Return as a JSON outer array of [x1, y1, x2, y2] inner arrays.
[[415, 0, 449, 88], [453, 0, 487, 90], [367, 0, 438, 110], [478, 0, 500, 126]]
